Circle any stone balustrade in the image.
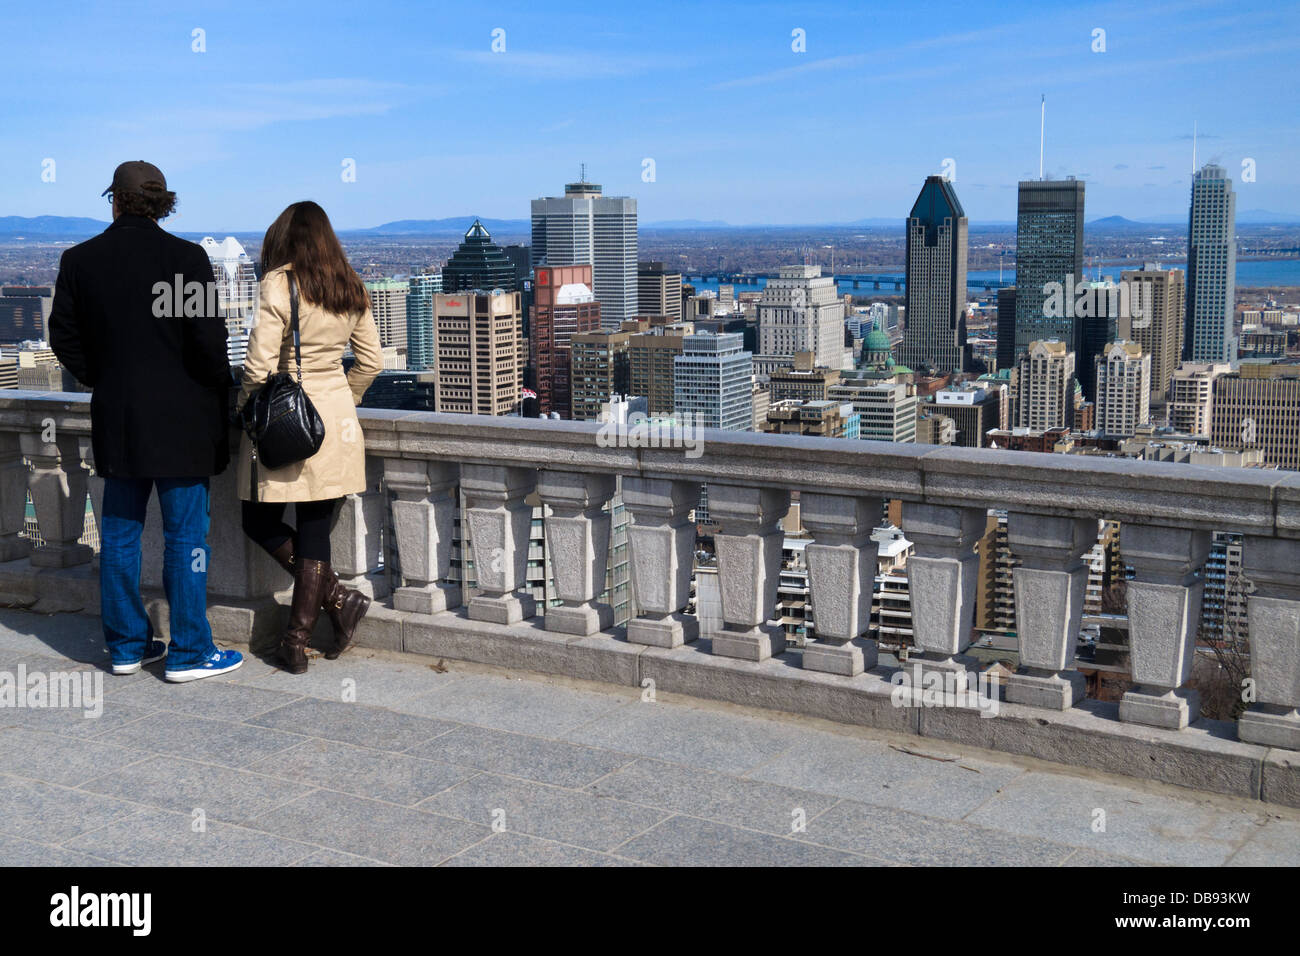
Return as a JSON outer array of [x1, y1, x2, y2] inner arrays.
[[2, 391, 1298, 802]]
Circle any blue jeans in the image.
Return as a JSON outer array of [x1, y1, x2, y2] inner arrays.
[[100, 477, 215, 669]]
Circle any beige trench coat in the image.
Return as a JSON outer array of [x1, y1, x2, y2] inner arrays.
[[237, 265, 383, 502]]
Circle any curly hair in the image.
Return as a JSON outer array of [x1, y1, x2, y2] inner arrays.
[[114, 185, 178, 220]]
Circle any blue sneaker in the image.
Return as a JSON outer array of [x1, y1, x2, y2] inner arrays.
[[111, 639, 169, 675], [164, 648, 244, 683]]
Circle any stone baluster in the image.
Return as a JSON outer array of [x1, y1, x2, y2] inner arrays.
[[383, 458, 461, 615], [462, 464, 537, 624], [1005, 514, 1096, 709], [537, 471, 616, 635], [0, 432, 31, 562], [329, 457, 389, 600], [1237, 536, 1300, 749], [709, 485, 790, 661], [800, 492, 879, 675], [1119, 524, 1211, 729], [623, 477, 700, 647], [901, 503, 985, 692], [20, 429, 92, 568]]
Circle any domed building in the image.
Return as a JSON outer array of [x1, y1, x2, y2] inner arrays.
[[862, 322, 892, 367]]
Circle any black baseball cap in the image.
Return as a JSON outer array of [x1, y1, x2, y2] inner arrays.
[[102, 161, 167, 197]]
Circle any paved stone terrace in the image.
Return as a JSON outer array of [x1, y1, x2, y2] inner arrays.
[[1, 608, 1298, 867]]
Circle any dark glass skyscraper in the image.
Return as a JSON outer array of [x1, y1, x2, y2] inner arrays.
[[441, 219, 517, 293], [1013, 179, 1085, 360], [899, 175, 968, 374], [1186, 164, 1236, 364]]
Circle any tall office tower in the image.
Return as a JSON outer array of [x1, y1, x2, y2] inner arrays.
[[827, 381, 918, 442], [1076, 279, 1126, 403], [757, 265, 848, 371], [502, 244, 531, 287], [531, 178, 637, 330], [1211, 363, 1300, 470], [405, 272, 441, 371], [364, 278, 410, 356], [200, 237, 259, 366], [1015, 339, 1076, 430], [628, 324, 690, 416], [441, 220, 516, 293], [899, 175, 968, 374], [570, 330, 630, 421], [1186, 164, 1237, 364], [637, 261, 682, 321], [933, 382, 1001, 447], [1123, 264, 1185, 406], [673, 332, 753, 430], [432, 289, 522, 415], [1167, 361, 1230, 437], [1013, 178, 1085, 360], [0, 286, 53, 345], [1201, 531, 1248, 647], [1095, 341, 1151, 438], [531, 265, 601, 417], [995, 287, 1017, 372]]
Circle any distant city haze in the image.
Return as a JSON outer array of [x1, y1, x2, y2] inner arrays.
[[1, 0, 1297, 229]]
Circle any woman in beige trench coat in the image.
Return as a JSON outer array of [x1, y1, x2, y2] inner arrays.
[[237, 201, 384, 673]]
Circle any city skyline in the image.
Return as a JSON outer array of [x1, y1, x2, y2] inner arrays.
[[2, 0, 1297, 230]]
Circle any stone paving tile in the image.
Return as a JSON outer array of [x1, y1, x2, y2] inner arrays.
[[65, 808, 317, 866], [0, 726, 150, 786], [0, 831, 124, 866], [0, 775, 141, 845], [1061, 848, 1149, 866], [559, 700, 805, 775], [247, 789, 489, 866], [747, 733, 1023, 819], [2, 696, 156, 740], [232, 653, 458, 704], [292, 848, 393, 866], [1225, 818, 1300, 866], [80, 754, 317, 826], [419, 773, 668, 852], [615, 815, 872, 867], [965, 771, 1269, 867], [392, 672, 633, 736], [246, 697, 458, 753], [95, 711, 305, 769], [406, 725, 635, 788], [585, 758, 839, 835], [110, 677, 303, 722], [795, 799, 1077, 866], [245, 738, 476, 806], [441, 831, 642, 867], [0, 611, 111, 664]]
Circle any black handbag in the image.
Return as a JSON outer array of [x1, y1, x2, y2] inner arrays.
[[238, 273, 326, 500]]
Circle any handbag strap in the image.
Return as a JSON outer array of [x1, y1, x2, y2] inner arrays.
[[288, 272, 304, 383]]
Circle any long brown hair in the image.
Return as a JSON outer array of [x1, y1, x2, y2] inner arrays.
[[260, 201, 368, 316]]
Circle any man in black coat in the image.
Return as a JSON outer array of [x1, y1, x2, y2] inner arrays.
[[49, 161, 243, 683]]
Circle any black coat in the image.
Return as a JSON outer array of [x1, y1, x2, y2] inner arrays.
[[49, 214, 231, 478]]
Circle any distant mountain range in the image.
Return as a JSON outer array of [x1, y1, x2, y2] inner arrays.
[[3, 209, 1299, 240]]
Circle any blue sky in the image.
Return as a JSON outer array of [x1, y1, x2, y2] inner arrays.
[[2, 0, 1296, 230]]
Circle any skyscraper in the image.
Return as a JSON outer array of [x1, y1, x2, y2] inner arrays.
[[531, 264, 602, 417], [628, 323, 691, 416], [1186, 164, 1237, 364], [673, 332, 753, 431], [199, 236, 258, 366], [1014, 179, 1085, 360], [1015, 339, 1076, 430], [441, 219, 516, 293], [1122, 264, 1185, 406], [433, 289, 522, 415], [756, 265, 848, 371], [405, 272, 440, 371], [995, 287, 1017, 373], [365, 278, 409, 356], [1094, 341, 1150, 438], [570, 330, 631, 421], [531, 178, 637, 330], [899, 175, 968, 374], [637, 261, 682, 321]]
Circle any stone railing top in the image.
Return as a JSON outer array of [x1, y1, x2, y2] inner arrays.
[[1, 392, 1297, 538]]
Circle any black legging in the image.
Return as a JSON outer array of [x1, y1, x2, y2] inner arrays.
[[242, 499, 341, 563]]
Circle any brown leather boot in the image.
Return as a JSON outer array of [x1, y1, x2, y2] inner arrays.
[[266, 541, 370, 659], [322, 564, 371, 660], [280, 558, 329, 675]]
